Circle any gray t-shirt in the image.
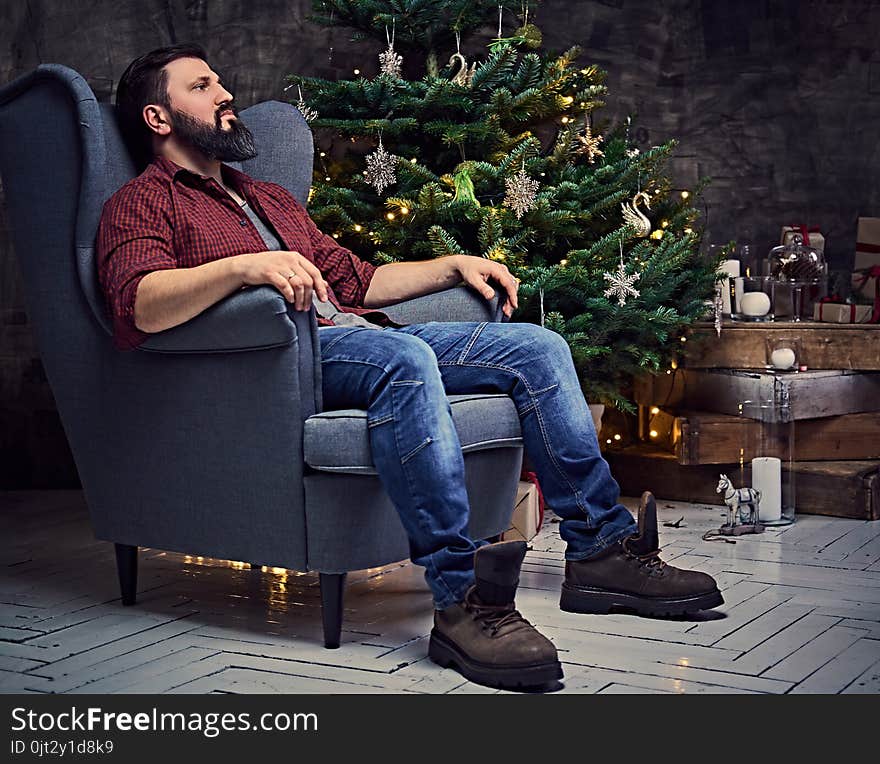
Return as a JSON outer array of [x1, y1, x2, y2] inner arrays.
[[240, 200, 382, 330]]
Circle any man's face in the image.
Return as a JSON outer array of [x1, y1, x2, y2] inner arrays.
[[158, 56, 257, 162]]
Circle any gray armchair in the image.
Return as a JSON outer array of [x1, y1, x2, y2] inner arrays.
[[0, 65, 524, 648]]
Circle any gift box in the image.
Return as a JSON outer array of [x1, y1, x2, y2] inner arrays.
[[854, 217, 880, 272], [812, 301, 873, 324], [502, 481, 542, 542], [781, 224, 825, 254]]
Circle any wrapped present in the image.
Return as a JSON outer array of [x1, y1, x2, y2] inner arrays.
[[854, 217, 880, 272], [781, 224, 825, 254], [812, 299, 873, 324], [502, 481, 542, 542], [850, 265, 880, 323]]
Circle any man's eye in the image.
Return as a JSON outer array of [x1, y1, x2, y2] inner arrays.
[[194, 83, 207, 90]]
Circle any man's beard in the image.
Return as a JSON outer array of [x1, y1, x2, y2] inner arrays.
[[168, 103, 258, 162]]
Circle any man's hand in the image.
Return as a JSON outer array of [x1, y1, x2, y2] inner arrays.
[[455, 255, 519, 318], [234, 250, 329, 311]]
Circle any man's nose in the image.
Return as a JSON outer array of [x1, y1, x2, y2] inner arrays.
[[217, 86, 234, 104]]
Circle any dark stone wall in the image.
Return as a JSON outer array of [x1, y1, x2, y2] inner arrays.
[[1, 0, 878, 487]]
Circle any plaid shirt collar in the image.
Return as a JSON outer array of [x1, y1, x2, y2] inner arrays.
[[150, 155, 257, 198]]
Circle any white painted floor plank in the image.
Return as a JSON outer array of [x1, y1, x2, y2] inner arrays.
[[789, 638, 880, 693]]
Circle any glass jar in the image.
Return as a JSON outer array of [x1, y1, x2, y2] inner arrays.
[[737, 399, 796, 526], [766, 234, 828, 320]]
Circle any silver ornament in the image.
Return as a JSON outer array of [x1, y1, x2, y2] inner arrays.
[[364, 135, 398, 195], [379, 23, 403, 78], [295, 86, 318, 123], [603, 242, 641, 307], [621, 191, 651, 238], [504, 161, 540, 218]]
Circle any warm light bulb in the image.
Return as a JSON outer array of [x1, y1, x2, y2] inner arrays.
[[650, 230, 663, 240], [650, 407, 660, 414], [354, 224, 363, 232], [561, 116, 570, 124], [319, 151, 326, 157], [560, 259, 568, 266], [386, 212, 395, 220], [613, 434, 621, 441], [332, 233, 340, 238], [680, 336, 687, 343], [661, 220, 669, 228], [400, 206, 409, 215], [650, 430, 658, 438], [411, 158, 417, 163], [684, 227, 693, 235], [325, 176, 331, 181], [562, 95, 574, 106], [606, 439, 612, 445], [353, 69, 360, 75], [681, 190, 690, 199]]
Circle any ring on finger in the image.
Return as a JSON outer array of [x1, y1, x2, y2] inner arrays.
[[287, 272, 298, 280]]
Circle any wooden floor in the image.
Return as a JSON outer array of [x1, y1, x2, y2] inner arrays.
[[2, 490, 879, 694]]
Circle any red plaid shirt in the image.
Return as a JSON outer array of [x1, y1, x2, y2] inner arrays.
[[97, 156, 386, 350]]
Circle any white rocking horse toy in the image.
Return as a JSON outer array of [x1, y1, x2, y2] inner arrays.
[[716, 474, 764, 535]]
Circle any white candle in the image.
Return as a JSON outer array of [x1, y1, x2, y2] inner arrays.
[[718, 260, 741, 315], [740, 291, 771, 317], [770, 347, 796, 369], [752, 456, 782, 522]]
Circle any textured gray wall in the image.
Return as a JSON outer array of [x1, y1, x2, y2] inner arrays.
[[1, 0, 878, 487]]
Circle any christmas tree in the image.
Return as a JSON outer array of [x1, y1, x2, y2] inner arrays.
[[286, 0, 720, 410]]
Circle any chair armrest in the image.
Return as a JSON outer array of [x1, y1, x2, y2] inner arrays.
[[138, 286, 300, 354], [380, 282, 507, 325]]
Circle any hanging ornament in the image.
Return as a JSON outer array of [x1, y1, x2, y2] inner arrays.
[[449, 31, 477, 87], [576, 119, 604, 163], [379, 20, 403, 78], [504, 160, 540, 218], [514, 4, 543, 49], [624, 115, 639, 157], [603, 241, 641, 307], [714, 283, 724, 337], [295, 85, 318, 123], [621, 190, 652, 238], [363, 134, 398, 195]]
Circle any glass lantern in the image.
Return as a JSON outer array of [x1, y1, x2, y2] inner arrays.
[[765, 234, 828, 321], [737, 399, 796, 526]]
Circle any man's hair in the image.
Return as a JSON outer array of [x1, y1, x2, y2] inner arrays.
[[115, 43, 209, 164]]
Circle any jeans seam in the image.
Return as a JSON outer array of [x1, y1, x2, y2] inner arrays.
[[456, 322, 488, 364], [401, 436, 433, 464], [321, 327, 366, 355]]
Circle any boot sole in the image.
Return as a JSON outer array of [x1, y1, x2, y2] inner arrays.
[[428, 630, 563, 690], [560, 582, 724, 617]]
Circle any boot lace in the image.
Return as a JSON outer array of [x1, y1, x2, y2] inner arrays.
[[464, 593, 533, 637], [623, 542, 668, 573]]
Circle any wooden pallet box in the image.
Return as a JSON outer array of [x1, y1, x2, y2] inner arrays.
[[685, 321, 880, 371], [634, 368, 880, 421], [658, 410, 880, 465], [604, 445, 880, 520]]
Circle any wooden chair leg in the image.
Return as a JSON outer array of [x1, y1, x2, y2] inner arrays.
[[115, 543, 138, 605], [319, 572, 347, 649]]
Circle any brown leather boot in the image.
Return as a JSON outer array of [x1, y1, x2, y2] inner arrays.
[[560, 491, 724, 616], [429, 540, 563, 690]]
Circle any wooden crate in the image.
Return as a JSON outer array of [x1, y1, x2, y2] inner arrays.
[[661, 410, 880, 465], [634, 368, 880, 421], [604, 444, 880, 520], [685, 320, 880, 371]]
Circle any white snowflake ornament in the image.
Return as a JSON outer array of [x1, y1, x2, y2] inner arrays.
[[363, 135, 398, 195], [504, 161, 540, 218], [379, 23, 403, 78], [603, 243, 641, 306]]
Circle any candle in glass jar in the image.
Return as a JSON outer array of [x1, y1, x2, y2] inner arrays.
[[718, 260, 740, 315], [740, 291, 771, 317], [752, 456, 782, 522]]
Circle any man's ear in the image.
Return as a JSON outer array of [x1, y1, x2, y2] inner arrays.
[[143, 104, 171, 136]]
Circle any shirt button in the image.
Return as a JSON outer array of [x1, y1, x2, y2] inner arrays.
[[239, 219, 247, 227]]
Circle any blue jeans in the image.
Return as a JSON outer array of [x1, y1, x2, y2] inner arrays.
[[319, 321, 637, 609]]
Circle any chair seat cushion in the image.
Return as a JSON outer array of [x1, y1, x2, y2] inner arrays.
[[304, 393, 522, 475]]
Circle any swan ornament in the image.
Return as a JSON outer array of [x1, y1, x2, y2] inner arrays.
[[621, 191, 652, 238], [449, 52, 477, 87]]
